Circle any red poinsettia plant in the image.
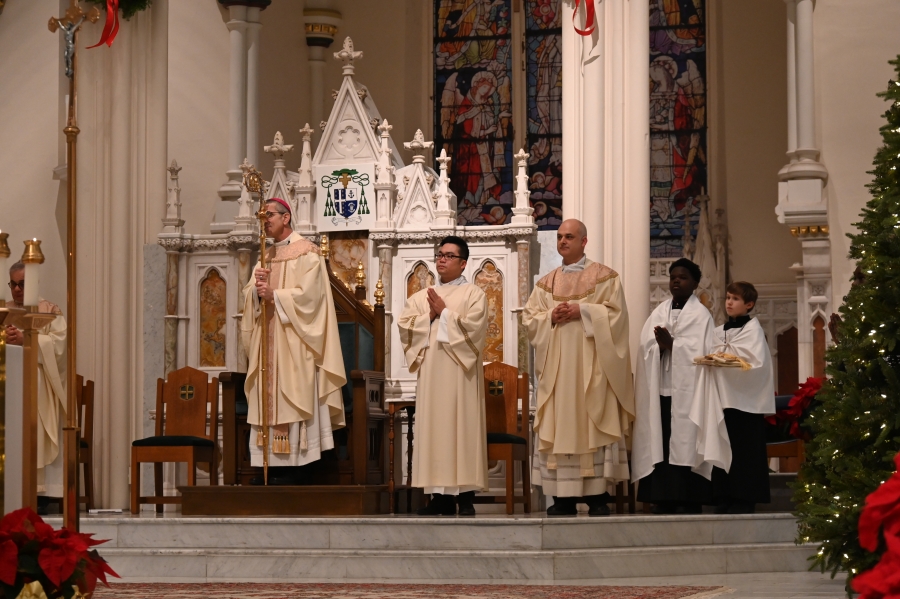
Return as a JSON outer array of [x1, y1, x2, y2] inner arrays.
[[765, 376, 823, 441], [853, 451, 900, 598], [0, 508, 118, 599]]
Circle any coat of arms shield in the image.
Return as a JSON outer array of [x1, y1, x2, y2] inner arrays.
[[315, 163, 376, 232]]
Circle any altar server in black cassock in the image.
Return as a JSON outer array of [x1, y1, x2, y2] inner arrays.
[[632, 259, 731, 514], [698, 281, 775, 513]]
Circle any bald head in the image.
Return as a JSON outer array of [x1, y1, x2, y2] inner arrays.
[[560, 219, 587, 238], [556, 219, 588, 265]]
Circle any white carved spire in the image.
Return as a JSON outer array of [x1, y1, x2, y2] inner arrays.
[[334, 36, 362, 76], [162, 159, 184, 233], [298, 123, 314, 188], [403, 129, 433, 165], [376, 119, 394, 185], [510, 148, 535, 225], [433, 149, 455, 229]]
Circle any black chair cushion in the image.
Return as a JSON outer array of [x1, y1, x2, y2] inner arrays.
[[79, 439, 89, 449], [132, 436, 214, 448], [235, 400, 248, 416], [487, 432, 527, 445]]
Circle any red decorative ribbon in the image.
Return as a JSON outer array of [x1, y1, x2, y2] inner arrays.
[[87, 0, 120, 49], [572, 0, 596, 36]]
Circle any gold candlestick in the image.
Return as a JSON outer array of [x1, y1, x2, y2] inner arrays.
[[49, 0, 100, 531]]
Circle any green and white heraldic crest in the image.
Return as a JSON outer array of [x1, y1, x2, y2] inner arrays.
[[315, 163, 376, 232]]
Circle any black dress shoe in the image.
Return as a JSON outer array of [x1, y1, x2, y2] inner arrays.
[[457, 491, 476, 516], [546, 496, 578, 516], [585, 493, 611, 516], [417, 494, 456, 516]]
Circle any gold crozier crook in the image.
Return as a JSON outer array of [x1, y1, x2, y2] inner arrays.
[[244, 167, 271, 485]]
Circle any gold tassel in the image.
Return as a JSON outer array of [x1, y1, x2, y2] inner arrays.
[[300, 421, 308, 451]]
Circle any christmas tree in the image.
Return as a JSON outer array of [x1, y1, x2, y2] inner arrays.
[[794, 56, 900, 590]]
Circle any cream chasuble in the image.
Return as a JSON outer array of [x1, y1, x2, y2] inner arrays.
[[240, 232, 346, 467], [523, 260, 634, 497], [15, 299, 67, 496], [398, 281, 489, 494]]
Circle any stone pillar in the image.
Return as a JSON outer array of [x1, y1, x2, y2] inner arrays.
[[218, 4, 247, 212], [245, 6, 262, 168], [776, 0, 831, 382], [303, 8, 342, 137], [561, 0, 649, 357]]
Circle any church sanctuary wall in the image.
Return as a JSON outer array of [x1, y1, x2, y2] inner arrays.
[[814, 0, 900, 304], [257, 0, 429, 175], [166, 0, 231, 234], [714, 0, 800, 287], [0, 0, 68, 309]]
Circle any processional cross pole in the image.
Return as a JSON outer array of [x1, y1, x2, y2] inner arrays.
[[243, 166, 272, 485], [48, 0, 100, 531]]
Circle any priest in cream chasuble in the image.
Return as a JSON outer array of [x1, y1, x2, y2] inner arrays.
[[7, 262, 67, 498], [397, 236, 489, 516], [240, 199, 346, 474], [523, 219, 634, 517]]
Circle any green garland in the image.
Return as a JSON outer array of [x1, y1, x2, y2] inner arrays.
[[793, 55, 900, 594], [84, 0, 152, 20]]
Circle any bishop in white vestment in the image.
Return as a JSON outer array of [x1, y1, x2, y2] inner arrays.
[[240, 199, 346, 482], [397, 236, 489, 516], [523, 219, 634, 517]]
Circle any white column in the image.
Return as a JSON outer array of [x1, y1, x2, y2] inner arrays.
[[775, 0, 831, 384], [562, 0, 649, 356], [784, 0, 798, 165], [245, 7, 262, 168], [303, 8, 342, 137], [214, 5, 248, 233]]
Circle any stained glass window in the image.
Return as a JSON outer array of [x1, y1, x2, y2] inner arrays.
[[525, 0, 563, 230], [649, 0, 707, 258], [434, 0, 514, 227]]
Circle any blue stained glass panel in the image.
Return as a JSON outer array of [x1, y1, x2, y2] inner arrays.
[[649, 0, 706, 258], [435, 0, 514, 226], [526, 0, 562, 230]]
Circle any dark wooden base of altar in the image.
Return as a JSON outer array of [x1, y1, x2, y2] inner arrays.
[[178, 485, 392, 516]]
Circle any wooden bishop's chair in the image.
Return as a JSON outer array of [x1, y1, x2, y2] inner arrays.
[[76, 375, 96, 510], [131, 367, 219, 514], [473, 361, 532, 515]]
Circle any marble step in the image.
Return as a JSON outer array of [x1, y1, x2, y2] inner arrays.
[[96, 542, 816, 582], [58, 513, 799, 552]]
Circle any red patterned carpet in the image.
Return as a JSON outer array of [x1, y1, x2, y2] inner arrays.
[[92, 583, 730, 599]]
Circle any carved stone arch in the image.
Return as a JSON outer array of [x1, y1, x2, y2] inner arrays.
[[473, 259, 503, 363], [198, 267, 227, 368], [406, 261, 435, 298]]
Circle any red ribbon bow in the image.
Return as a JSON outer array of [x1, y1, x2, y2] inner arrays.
[[87, 0, 120, 49], [573, 0, 596, 36]]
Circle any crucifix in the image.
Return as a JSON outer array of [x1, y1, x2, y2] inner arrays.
[[48, 0, 100, 532]]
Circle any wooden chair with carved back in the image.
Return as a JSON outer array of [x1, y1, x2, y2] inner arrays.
[[76, 375, 95, 510], [131, 367, 218, 514], [473, 361, 531, 515]]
